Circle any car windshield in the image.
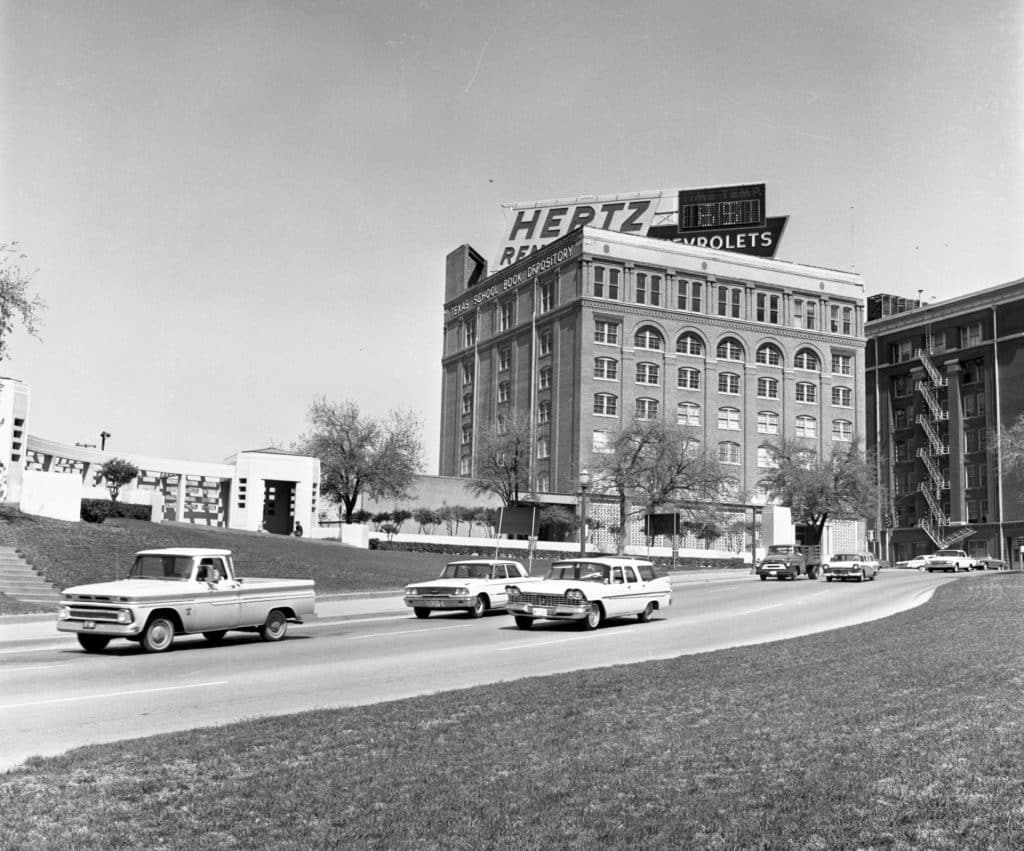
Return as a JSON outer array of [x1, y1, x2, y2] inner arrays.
[[770, 546, 797, 554], [547, 562, 611, 583], [934, 551, 960, 557], [831, 554, 863, 562], [129, 555, 194, 580], [441, 563, 493, 579]]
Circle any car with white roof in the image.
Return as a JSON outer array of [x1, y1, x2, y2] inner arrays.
[[403, 559, 538, 618], [823, 552, 880, 583]]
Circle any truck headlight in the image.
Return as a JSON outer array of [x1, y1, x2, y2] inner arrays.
[[405, 588, 418, 597], [455, 587, 469, 597], [58, 605, 70, 620], [565, 589, 584, 603], [506, 585, 520, 597], [116, 609, 133, 624]]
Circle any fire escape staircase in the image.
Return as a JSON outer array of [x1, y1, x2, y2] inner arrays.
[[913, 343, 975, 549]]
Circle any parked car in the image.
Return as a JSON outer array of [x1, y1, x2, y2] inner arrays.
[[894, 554, 936, 570], [925, 549, 977, 572], [975, 556, 1008, 571], [823, 552, 880, 583], [505, 557, 671, 630], [402, 559, 539, 618]]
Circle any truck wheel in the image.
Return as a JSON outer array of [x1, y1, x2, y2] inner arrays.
[[638, 602, 656, 623], [413, 607, 430, 619], [759, 575, 767, 581], [259, 609, 288, 642], [514, 616, 533, 630], [582, 602, 604, 630], [809, 565, 821, 580], [468, 596, 486, 618], [77, 634, 110, 652], [203, 631, 227, 643], [826, 577, 833, 582], [142, 617, 176, 653]]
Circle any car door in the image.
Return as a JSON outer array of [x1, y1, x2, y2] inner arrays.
[[193, 556, 241, 631], [488, 563, 509, 606]]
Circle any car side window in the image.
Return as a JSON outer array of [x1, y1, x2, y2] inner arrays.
[[611, 567, 624, 584], [623, 567, 638, 583], [492, 565, 507, 580]]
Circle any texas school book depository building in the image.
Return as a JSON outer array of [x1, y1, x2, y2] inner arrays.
[[438, 185, 868, 551]]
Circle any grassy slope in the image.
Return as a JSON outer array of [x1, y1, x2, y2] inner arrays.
[[0, 508, 534, 611], [2, 574, 1023, 849]]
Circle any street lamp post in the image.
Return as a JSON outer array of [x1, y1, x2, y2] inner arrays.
[[578, 469, 591, 555], [100, 431, 111, 451]]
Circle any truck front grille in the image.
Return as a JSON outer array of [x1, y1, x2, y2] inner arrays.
[[67, 606, 122, 622]]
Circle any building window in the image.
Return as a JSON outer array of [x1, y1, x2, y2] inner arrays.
[[962, 358, 983, 385], [636, 362, 660, 385], [677, 332, 704, 356], [796, 382, 817, 403], [459, 456, 471, 476], [719, 372, 740, 395], [832, 419, 853, 441], [461, 424, 472, 445], [966, 464, 986, 489], [462, 393, 473, 415], [538, 328, 553, 357], [678, 402, 701, 426], [595, 357, 618, 380], [678, 367, 701, 390], [959, 323, 982, 348], [463, 362, 474, 385], [594, 266, 621, 300], [891, 340, 913, 363], [498, 347, 511, 371], [636, 398, 659, 420], [595, 320, 619, 345], [538, 280, 554, 313], [718, 441, 741, 465], [462, 317, 476, 348], [832, 386, 852, 407], [537, 437, 550, 459], [756, 344, 782, 366], [795, 415, 817, 438], [794, 349, 819, 371], [636, 273, 661, 306], [832, 353, 853, 375], [538, 400, 551, 424], [717, 286, 742, 318], [806, 300, 816, 330], [965, 428, 984, 453], [843, 307, 853, 335], [966, 498, 988, 524], [894, 407, 908, 429], [963, 391, 985, 418], [757, 411, 779, 434], [634, 325, 664, 350], [594, 393, 618, 416], [593, 430, 613, 453], [538, 366, 552, 390], [498, 300, 515, 331], [497, 381, 510, 403], [756, 293, 780, 324], [893, 375, 911, 397], [757, 377, 779, 399], [678, 279, 702, 312], [718, 407, 740, 430], [895, 440, 909, 462], [757, 445, 778, 468], [717, 338, 743, 361], [536, 473, 550, 493]]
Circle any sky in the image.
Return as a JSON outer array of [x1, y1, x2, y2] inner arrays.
[[2, 0, 1022, 474]]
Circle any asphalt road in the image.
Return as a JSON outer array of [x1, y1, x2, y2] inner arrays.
[[1, 569, 960, 772]]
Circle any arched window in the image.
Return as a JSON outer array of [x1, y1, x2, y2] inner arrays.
[[756, 344, 782, 366], [636, 362, 660, 385], [794, 348, 820, 371], [678, 367, 701, 390], [677, 402, 700, 426], [594, 357, 618, 380], [636, 398, 659, 420], [462, 393, 473, 415], [757, 445, 779, 468], [717, 407, 740, 430], [676, 332, 704, 356], [594, 393, 618, 416], [795, 415, 817, 437], [832, 386, 852, 407], [716, 337, 744, 361], [719, 372, 740, 394], [538, 400, 551, 424], [832, 419, 853, 441], [796, 381, 817, 403], [757, 377, 779, 399], [718, 441, 741, 464], [757, 411, 779, 434], [634, 325, 664, 350]]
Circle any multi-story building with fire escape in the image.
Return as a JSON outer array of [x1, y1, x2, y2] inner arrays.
[[865, 278, 1024, 566]]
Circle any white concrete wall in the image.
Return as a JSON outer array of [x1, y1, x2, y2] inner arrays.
[[19, 469, 81, 522]]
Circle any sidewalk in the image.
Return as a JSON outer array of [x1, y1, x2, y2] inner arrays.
[[0, 569, 751, 651]]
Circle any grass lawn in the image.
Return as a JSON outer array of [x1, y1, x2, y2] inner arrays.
[[3, 573, 1024, 848], [0, 508, 541, 613]]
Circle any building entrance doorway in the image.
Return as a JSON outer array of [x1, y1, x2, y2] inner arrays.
[[263, 480, 296, 535]]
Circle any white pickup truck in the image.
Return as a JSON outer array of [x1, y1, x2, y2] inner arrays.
[[57, 547, 315, 653]]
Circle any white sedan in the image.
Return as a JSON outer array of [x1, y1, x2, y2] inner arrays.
[[403, 559, 537, 618], [824, 552, 880, 583], [894, 554, 936, 570]]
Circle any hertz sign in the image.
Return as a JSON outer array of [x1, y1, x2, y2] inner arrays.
[[493, 184, 787, 269]]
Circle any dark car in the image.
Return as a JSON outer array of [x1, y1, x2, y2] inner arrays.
[[976, 556, 1008, 571]]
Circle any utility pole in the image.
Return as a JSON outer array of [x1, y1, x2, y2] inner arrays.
[[100, 431, 111, 450]]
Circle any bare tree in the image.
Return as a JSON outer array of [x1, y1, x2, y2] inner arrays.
[[0, 243, 45, 361], [466, 410, 532, 506], [293, 397, 423, 523]]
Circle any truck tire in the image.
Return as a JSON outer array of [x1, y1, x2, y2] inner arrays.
[[259, 609, 288, 642], [514, 616, 533, 630], [413, 607, 430, 619], [582, 602, 604, 630], [142, 616, 176, 653], [808, 564, 821, 580], [203, 631, 227, 643], [638, 602, 656, 623], [77, 634, 110, 652], [468, 596, 487, 618], [760, 575, 767, 581]]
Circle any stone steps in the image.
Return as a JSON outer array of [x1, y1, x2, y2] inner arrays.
[[0, 546, 62, 606]]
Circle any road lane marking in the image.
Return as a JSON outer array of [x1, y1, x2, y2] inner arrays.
[[3, 663, 73, 673], [344, 624, 469, 639], [501, 626, 641, 650], [0, 681, 229, 710]]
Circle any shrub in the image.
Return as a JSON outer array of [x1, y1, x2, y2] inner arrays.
[[81, 499, 114, 523]]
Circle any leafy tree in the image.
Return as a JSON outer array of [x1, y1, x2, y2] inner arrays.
[[438, 505, 458, 535], [456, 505, 477, 535], [371, 511, 392, 531], [473, 507, 498, 537], [592, 419, 731, 553], [293, 397, 423, 524], [537, 505, 576, 542], [466, 410, 532, 506], [762, 438, 878, 545], [391, 508, 413, 531], [0, 243, 45, 362], [997, 414, 1024, 491], [413, 507, 440, 534], [98, 458, 139, 505], [352, 509, 372, 524]]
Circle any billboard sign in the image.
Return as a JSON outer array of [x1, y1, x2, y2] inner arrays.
[[492, 184, 787, 269]]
